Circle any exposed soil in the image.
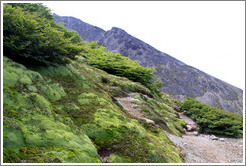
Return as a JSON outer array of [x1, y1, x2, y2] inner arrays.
[[115, 96, 144, 118], [165, 112, 244, 163], [115, 94, 243, 163]]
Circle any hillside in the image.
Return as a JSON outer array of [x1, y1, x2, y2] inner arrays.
[[3, 55, 186, 163], [54, 14, 243, 115], [3, 4, 186, 163]]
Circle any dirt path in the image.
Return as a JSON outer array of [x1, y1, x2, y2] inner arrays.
[[115, 94, 155, 124], [165, 112, 244, 163], [115, 95, 243, 163], [115, 96, 144, 118]]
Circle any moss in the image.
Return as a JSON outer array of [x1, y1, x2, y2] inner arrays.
[[19, 75, 33, 85], [137, 95, 184, 136], [3, 56, 184, 163], [108, 153, 132, 163], [20, 114, 99, 160], [43, 146, 101, 163], [77, 93, 107, 106], [31, 65, 72, 78], [147, 131, 182, 163], [3, 127, 25, 153], [3, 69, 19, 87], [41, 83, 66, 101], [30, 93, 53, 114], [28, 85, 38, 92], [25, 70, 44, 82]]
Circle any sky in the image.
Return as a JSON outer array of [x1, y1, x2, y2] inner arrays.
[[41, 1, 244, 89]]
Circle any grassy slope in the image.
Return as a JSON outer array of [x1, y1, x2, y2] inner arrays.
[[3, 56, 185, 163]]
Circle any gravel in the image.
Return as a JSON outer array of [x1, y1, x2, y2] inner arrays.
[[165, 128, 243, 163]]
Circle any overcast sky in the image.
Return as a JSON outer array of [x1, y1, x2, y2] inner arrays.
[[41, 1, 245, 89]]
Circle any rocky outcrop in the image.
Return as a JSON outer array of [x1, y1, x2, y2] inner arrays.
[[54, 14, 243, 114], [177, 112, 199, 136], [54, 14, 105, 42]]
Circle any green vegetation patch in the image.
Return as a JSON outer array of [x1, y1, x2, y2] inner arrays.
[[3, 3, 83, 66], [80, 42, 156, 89], [41, 83, 66, 101], [3, 127, 25, 152], [137, 94, 184, 136], [180, 97, 243, 137]]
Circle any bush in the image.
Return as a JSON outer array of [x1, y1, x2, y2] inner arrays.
[[3, 3, 83, 66], [180, 97, 243, 137], [80, 42, 156, 89]]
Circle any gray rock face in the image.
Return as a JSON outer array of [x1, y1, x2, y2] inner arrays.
[[54, 14, 243, 114], [54, 14, 105, 42]]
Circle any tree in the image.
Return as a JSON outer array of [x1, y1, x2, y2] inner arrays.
[[3, 3, 83, 66]]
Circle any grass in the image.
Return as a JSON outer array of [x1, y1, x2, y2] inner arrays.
[[3, 56, 184, 163]]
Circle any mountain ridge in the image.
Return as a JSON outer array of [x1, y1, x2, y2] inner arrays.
[[54, 14, 243, 115]]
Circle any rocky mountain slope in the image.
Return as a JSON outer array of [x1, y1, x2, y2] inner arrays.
[[54, 14, 243, 115]]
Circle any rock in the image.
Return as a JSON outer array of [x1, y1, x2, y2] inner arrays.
[[186, 124, 198, 132], [142, 118, 155, 125], [56, 15, 244, 115], [220, 138, 225, 142], [193, 131, 199, 136], [186, 125, 193, 131], [107, 159, 112, 163], [211, 135, 219, 140], [20, 160, 34, 163], [103, 156, 109, 163]]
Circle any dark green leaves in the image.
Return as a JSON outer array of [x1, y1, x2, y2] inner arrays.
[[180, 97, 243, 137], [3, 3, 83, 66], [81, 42, 156, 89], [4, 3, 158, 92]]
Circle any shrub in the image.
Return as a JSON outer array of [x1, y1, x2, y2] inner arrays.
[[180, 97, 243, 137], [3, 3, 83, 66], [80, 42, 156, 89]]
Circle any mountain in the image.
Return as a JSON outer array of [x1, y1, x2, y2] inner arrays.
[[3, 4, 243, 163], [54, 14, 243, 115], [53, 13, 105, 42]]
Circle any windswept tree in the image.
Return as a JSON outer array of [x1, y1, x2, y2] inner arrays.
[[3, 3, 84, 66]]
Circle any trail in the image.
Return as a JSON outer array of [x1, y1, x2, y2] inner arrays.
[[115, 93, 155, 124], [165, 112, 244, 163], [115, 94, 243, 163]]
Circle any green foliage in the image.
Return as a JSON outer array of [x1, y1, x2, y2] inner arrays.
[[149, 78, 164, 96], [3, 3, 83, 66], [3, 57, 100, 163], [41, 83, 66, 101], [99, 131, 152, 163], [3, 3, 159, 93], [80, 42, 156, 89], [3, 56, 184, 163], [180, 97, 243, 137], [3, 127, 25, 152], [8, 3, 54, 20], [108, 153, 132, 163], [3, 145, 101, 163], [138, 95, 184, 136]]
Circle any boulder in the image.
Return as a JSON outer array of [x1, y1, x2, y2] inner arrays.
[[186, 125, 193, 131], [211, 135, 219, 140], [186, 124, 198, 132], [193, 131, 199, 136]]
